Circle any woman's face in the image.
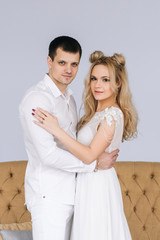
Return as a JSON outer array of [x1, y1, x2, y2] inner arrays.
[[90, 64, 115, 101]]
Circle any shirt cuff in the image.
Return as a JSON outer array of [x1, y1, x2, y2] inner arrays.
[[83, 160, 97, 172]]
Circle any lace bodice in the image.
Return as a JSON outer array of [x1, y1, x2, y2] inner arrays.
[[77, 107, 123, 153]]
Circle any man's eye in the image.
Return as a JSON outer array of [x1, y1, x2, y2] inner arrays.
[[103, 78, 110, 82], [90, 77, 96, 81], [72, 63, 78, 67], [59, 61, 65, 65]]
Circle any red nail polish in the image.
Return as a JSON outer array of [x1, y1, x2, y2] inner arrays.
[[32, 113, 35, 115], [32, 109, 35, 112]]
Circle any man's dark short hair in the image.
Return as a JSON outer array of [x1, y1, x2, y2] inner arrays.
[[48, 36, 82, 61]]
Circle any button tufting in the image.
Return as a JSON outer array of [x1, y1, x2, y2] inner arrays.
[[143, 225, 146, 231], [125, 191, 129, 196], [152, 207, 155, 213], [150, 173, 154, 179], [133, 206, 136, 212], [17, 189, 21, 194], [143, 190, 146, 195], [10, 173, 13, 178], [8, 205, 11, 210], [0, 189, 2, 194], [132, 174, 136, 180]]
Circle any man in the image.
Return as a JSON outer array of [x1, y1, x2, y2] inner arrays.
[[19, 36, 119, 240]]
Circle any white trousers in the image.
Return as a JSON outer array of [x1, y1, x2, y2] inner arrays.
[[28, 197, 74, 240]]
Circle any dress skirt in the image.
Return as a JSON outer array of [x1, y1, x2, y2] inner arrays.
[[70, 167, 132, 240]]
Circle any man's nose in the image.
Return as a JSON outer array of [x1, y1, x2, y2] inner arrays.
[[65, 64, 72, 73]]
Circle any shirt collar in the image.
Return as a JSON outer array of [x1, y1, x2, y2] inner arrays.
[[43, 74, 73, 100]]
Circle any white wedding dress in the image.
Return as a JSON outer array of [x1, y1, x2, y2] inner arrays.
[[70, 107, 132, 240]]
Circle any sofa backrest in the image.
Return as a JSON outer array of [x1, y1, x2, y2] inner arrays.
[[0, 161, 30, 225], [0, 161, 160, 240], [115, 161, 160, 240]]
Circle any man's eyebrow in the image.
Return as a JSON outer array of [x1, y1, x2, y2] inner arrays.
[[58, 60, 79, 64], [72, 61, 79, 64]]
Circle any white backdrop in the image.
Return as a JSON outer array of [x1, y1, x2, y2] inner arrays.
[[0, 0, 159, 162]]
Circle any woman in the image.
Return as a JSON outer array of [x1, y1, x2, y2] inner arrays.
[[32, 51, 138, 239]]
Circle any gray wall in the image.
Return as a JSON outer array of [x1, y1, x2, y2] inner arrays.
[[0, 0, 159, 162]]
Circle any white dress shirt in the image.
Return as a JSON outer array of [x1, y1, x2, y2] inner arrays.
[[19, 74, 96, 206]]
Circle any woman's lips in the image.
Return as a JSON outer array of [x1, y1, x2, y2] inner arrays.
[[95, 91, 103, 94]]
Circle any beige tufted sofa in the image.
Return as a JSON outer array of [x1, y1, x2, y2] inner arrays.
[[0, 161, 160, 240]]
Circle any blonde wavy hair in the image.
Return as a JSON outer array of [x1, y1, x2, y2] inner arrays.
[[77, 51, 138, 141]]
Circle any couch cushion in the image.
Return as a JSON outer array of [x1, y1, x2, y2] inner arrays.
[[0, 222, 32, 231]]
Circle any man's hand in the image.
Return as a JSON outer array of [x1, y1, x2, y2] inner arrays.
[[96, 149, 119, 170]]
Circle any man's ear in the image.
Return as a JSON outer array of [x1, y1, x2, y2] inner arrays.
[[47, 56, 53, 69]]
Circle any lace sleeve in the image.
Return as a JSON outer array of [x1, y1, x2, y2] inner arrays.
[[101, 107, 123, 143]]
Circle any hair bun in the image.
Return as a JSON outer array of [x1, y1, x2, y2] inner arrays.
[[89, 51, 104, 63], [112, 53, 125, 67]]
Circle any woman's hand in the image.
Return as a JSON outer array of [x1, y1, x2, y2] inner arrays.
[[32, 108, 61, 136]]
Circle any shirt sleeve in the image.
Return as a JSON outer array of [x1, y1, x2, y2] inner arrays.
[[19, 92, 96, 173]]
